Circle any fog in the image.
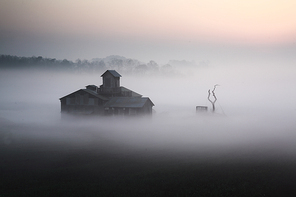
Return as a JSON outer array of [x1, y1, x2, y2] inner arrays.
[[1, 55, 296, 195], [1, 55, 296, 163]]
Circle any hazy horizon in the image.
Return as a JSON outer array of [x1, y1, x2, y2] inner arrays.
[[1, 0, 296, 63]]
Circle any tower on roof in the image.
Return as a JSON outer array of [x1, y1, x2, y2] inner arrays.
[[100, 70, 122, 95], [101, 70, 121, 88]]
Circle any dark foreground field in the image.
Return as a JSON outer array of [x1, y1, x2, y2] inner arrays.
[[1, 120, 296, 197]]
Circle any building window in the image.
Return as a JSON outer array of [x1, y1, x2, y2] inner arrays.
[[89, 98, 94, 105]]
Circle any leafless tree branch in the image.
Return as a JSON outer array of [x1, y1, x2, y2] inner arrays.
[[208, 84, 219, 112]]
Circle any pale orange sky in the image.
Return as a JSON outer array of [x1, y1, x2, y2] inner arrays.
[[1, 0, 296, 61]]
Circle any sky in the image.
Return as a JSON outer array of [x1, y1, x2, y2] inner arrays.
[[1, 0, 296, 63]]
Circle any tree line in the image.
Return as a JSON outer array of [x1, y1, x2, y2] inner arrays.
[[0, 54, 175, 75]]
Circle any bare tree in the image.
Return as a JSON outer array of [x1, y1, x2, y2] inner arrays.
[[208, 84, 219, 112]]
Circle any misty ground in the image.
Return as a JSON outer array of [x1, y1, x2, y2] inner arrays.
[[1, 116, 296, 197]]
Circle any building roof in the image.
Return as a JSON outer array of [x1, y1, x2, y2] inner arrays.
[[101, 70, 122, 77], [82, 89, 109, 100], [86, 85, 98, 88], [59, 89, 109, 100], [120, 86, 142, 97], [104, 97, 154, 108]]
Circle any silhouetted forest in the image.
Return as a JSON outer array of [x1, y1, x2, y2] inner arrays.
[[0, 54, 74, 70], [0, 54, 180, 75]]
